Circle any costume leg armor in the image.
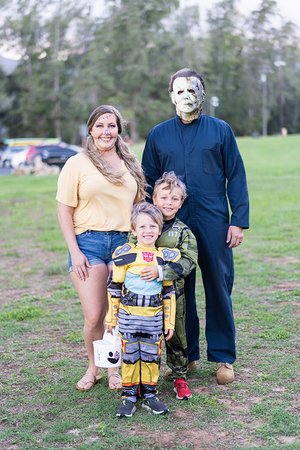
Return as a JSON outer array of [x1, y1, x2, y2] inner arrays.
[[184, 269, 200, 362], [165, 288, 188, 378], [120, 335, 141, 402], [119, 291, 164, 400], [140, 334, 162, 397]]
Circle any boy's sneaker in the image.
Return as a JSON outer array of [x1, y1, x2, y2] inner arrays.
[[116, 399, 137, 418], [142, 397, 169, 415], [173, 378, 192, 400]]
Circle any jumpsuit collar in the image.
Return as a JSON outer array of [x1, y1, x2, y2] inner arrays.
[[162, 217, 176, 233], [175, 114, 202, 128]]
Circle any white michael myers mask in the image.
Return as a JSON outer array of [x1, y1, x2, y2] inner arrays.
[[170, 76, 205, 122]]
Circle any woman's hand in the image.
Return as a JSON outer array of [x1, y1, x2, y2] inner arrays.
[[57, 202, 92, 281], [140, 266, 159, 281], [164, 329, 174, 341], [106, 325, 115, 334], [71, 250, 92, 281]]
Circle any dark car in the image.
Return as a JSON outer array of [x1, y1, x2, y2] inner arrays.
[[0, 141, 7, 164], [27, 145, 78, 169]]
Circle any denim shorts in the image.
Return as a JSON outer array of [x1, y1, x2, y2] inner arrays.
[[68, 230, 128, 271]]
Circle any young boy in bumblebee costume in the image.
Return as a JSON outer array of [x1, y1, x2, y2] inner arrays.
[[138, 172, 198, 400], [106, 202, 181, 418]]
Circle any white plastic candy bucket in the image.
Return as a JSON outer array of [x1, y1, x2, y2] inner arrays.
[[93, 329, 122, 368]]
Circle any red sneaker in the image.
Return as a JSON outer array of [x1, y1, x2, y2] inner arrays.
[[173, 378, 192, 400]]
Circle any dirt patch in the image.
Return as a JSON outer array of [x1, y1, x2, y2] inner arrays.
[[217, 398, 249, 415], [277, 436, 300, 445], [271, 281, 300, 291], [126, 425, 230, 449], [0, 243, 67, 306], [263, 256, 300, 265], [190, 385, 211, 395]]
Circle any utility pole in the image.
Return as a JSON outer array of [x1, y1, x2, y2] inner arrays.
[[274, 60, 286, 133], [260, 73, 268, 136], [210, 96, 219, 117]]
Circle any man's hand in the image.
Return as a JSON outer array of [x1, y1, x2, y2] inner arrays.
[[226, 225, 244, 248], [164, 329, 174, 341], [140, 266, 159, 281]]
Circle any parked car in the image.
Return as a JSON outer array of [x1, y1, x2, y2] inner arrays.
[[9, 146, 32, 169], [10, 144, 79, 169], [30, 145, 79, 168], [0, 140, 7, 162], [1, 146, 30, 168]]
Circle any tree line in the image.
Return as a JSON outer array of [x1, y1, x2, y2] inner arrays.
[[0, 0, 299, 143]]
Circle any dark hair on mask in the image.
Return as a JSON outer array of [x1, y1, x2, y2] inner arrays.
[[168, 68, 205, 94]]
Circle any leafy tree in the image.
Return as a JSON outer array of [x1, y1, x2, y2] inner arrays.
[[266, 21, 300, 134], [204, 0, 250, 135], [0, 67, 12, 139], [0, 0, 93, 141], [243, 0, 297, 135], [244, 0, 277, 134], [0, 0, 299, 140], [85, 0, 181, 139]]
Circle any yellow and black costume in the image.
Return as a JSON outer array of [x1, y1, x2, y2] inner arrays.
[[106, 242, 180, 403]]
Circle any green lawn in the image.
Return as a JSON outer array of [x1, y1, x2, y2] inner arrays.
[[0, 134, 299, 449]]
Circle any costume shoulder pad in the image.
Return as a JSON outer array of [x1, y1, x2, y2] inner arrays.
[[160, 247, 180, 262], [114, 243, 133, 256], [113, 243, 136, 266]]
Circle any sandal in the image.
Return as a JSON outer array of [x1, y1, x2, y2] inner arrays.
[[76, 371, 102, 392], [108, 372, 122, 390]]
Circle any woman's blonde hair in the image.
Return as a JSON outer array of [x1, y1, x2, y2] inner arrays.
[[85, 105, 146, 202], [131, 202, 163, 232]]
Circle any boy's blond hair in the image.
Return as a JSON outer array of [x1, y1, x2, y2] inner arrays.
[[153, 171, 187, 201], [131, 202, 164, 232]]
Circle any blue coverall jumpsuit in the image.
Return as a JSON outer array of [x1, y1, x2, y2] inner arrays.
[[142, 114, 249, 364]]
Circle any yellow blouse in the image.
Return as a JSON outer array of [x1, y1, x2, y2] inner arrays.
[[56, 153, 137, 234]]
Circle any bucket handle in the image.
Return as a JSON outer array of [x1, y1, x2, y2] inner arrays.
[[103, 327, 119, 342]]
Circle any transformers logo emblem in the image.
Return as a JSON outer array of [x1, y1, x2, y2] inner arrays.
[[142, 251, 154, 262]]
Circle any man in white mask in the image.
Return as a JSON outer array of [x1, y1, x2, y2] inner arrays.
[[170, 75, 206, 122], [142, 68, 249, 385]]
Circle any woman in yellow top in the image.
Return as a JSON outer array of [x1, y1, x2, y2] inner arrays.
[[56, 105, 146, 391]]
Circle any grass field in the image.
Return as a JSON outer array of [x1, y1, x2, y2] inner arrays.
[[0, 135, 299, 449]]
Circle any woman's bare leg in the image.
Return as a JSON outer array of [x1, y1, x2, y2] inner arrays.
[[71, 264, 109, 390]]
